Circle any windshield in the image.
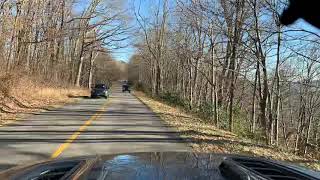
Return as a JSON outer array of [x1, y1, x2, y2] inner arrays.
[[0, 0, 319, 177], [95, 84, 107, 89]]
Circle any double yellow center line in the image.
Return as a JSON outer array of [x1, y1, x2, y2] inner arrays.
[[51, 99, 112, 159]]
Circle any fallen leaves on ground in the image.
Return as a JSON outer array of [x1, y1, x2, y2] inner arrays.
[[134, 91, 320, 170]]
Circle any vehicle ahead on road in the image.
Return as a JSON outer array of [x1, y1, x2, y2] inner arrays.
[[0, 152, 319, 180], [91, 84, 109, 98], [122, 84, 131, 93]]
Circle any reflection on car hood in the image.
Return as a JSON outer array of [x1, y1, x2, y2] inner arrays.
[[1, 152, 319, 180], [86, 153, 225, 180]]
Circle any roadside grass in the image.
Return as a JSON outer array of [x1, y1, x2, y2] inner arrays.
[[134, 91, 320, 170], [0, 73, 88, 125]]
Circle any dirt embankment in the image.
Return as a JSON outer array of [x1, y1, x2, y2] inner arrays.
[[0, 73, 88, 125], [134, 91, 320, 170]]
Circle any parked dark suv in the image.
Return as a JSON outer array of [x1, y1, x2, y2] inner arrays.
[[91, 84, 109, 98]]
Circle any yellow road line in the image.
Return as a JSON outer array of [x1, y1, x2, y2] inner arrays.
[[50, 100, 111, 159]]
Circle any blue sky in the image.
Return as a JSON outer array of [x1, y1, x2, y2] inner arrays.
[[107, 0, 137, 62], [112, 0, 172, 62]]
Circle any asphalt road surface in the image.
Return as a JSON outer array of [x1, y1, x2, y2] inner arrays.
[[0, 84, 190, 171]]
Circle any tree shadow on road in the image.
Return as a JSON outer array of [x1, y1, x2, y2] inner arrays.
[[0, 129, 273, 150], [0, 163, 16, 171]]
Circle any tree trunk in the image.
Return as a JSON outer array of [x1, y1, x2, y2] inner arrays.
[[274, 26, 282, 146], [88, 51, 94, 89], [151, 60, 157, 95], [75, 56, 84, 87], [193, 58, 200, 108], [227, 0, 244, 132], [295, 95, 305, 153], [304, 115, 313, 154], [75, 31, 85, 87], [156, 61, 161, 95], [251, 61, 259, 133], [267, 92, 274, 145], [211, 43, 219, 126]]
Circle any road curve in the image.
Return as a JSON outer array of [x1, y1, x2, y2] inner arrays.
[[0, 84, 190, 171]]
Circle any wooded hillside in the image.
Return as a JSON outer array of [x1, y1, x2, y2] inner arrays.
[[129, 0, 320, 158]]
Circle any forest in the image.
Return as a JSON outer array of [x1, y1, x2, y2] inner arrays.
[[0, 0, 128, 88], [128, 0, 320, 158]]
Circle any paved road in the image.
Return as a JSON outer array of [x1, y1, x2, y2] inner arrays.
[[0, 84, 190, 171]]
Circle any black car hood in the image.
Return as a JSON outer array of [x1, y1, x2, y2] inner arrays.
[[1, 152, 319, 180]]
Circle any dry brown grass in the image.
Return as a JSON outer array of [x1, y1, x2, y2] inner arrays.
[[0, 73, 88, 125], [134, 91, 320, 170]]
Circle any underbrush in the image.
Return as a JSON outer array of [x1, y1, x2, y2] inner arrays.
[[0, 73, 88, 123], [159, 92, 189, 108], [157, 91, 252, 138]]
